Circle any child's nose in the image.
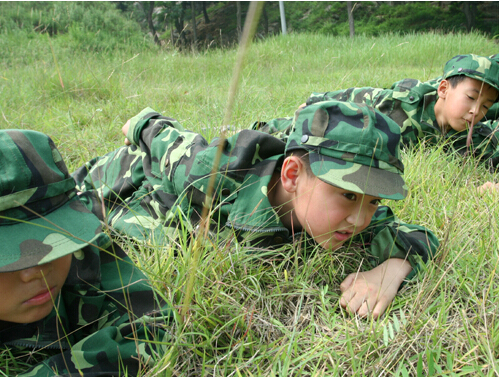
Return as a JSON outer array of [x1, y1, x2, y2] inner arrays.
[[469, 104, 481, 118], [346, 207, 366, 228], [19, 262, 53, 283]]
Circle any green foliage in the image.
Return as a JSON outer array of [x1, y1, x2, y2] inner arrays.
[[0, 1, 498, 54], [0, 2, 153, 54], [276, 1, 498, 38]]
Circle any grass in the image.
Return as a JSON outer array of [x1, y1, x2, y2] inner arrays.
[[0, 31, 498, 376]]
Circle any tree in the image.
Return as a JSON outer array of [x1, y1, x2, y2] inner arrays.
[[463, 1, 477, 32], [262, 3, 268, 36], [191, 1, 197, 49], [236, 1, 242, 41], [138, 1, 160, 45], [157, 1, 188, 48], [201, 2, 210, 24], [347, 1, 355, 38]]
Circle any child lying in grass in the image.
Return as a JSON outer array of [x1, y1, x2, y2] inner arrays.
[[305, 54, 499, 170], [0, 130, 170, 376], [74, 100, 439, 320]]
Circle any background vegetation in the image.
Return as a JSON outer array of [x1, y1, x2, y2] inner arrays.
[[0, 1, 498, 52], [0, 2, 498, 376]]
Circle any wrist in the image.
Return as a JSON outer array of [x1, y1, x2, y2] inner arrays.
[[383, 258, 412, 281]]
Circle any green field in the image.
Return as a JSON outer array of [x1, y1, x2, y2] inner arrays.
[[0, 31, 498, 376]]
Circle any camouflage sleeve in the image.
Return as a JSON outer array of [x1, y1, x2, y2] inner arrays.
[[248, 116, 294, 141], [72, 106, 192, 229], [19, 236, 170, 377], [124, 107, 187, 148], [73, 107, 214, 242], [305, 87, 386, 107], [354, 205, 439, 280]]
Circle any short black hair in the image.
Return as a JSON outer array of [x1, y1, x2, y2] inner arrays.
[[447, 75, 468, 88]]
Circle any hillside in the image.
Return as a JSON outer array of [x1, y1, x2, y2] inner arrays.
[[0, 1, 498, 52], [163, 1, 499, 49]]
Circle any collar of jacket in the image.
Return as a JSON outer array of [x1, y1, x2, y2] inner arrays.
[[0, 303, 71, 350], [225, 155, 288, 234], [418, 92, 442, 136]]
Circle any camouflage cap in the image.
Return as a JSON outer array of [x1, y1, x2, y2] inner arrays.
[[285, 100, 407, 200], [443, 54, 499, 91], [0, 130, 103, 272]]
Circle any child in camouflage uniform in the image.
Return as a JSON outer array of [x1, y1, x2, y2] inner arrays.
[[74, 100, 439, 320], [306, 54, 499, 170], [253, 54, 499, 174], [0, 130, 170, 376]]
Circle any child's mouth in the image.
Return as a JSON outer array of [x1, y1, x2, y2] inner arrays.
[[334, 231, 352, 241], [24, 287, 57, 306]]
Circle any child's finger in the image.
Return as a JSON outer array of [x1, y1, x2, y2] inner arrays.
[[356, 300, 371, 317], [370, 297, 391, 319], [339, 273, 356, 293], [341, 291, 365, 314]]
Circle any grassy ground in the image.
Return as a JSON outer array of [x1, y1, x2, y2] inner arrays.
[[0, 32, 498, 376]]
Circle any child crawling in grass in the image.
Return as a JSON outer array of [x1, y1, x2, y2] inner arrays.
[[75, 100, 439, 320], [0, 130, 170, 376]]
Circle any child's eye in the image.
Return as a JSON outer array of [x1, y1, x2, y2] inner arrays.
[[371, 199, 382, 206], [343, 193, 357, 201]]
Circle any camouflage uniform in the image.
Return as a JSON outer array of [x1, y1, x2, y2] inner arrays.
[[0, 130, 170, 377], [302, 54, 499, 170], [74, 103, 438, 280]]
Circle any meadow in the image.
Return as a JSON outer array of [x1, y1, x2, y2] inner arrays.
[[0, 31, 498, 376]]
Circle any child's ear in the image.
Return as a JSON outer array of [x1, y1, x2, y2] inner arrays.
[[437, 79, 450, 99], [281, 156, 303, 193]]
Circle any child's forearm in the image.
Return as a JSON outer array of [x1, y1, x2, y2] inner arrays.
[[382, 258, 413, 283]]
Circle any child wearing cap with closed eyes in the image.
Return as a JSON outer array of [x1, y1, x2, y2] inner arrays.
[[75, 100, 439, 320], [0, 130, 170, 377]]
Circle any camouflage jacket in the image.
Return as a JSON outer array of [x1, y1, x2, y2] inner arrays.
[[0, 232, 169, 377], [74, 108, 438, 279], [305, 78, 499, 170]]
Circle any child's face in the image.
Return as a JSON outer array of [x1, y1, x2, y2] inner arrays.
[[437, 77, 498, 132], [292, 173, 381, 250], [0, 254, 72, 324]]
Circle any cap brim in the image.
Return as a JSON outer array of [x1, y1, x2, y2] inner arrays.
[[0, 196, 103, 272], [309, 153, 407, 200]]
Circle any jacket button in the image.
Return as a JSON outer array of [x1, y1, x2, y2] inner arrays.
[[165, 159, 169, 167], [301, 135, 309, 143], [409, 96, 414, 101], [221, 188, 231, 196]]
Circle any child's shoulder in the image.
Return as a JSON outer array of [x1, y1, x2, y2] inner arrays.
[[389, 78, 438, 105]]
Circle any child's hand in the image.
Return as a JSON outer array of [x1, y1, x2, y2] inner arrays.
[[122, 119, 131, 145], [339, 258, 412, 319], [477, 181, 499, 194]]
